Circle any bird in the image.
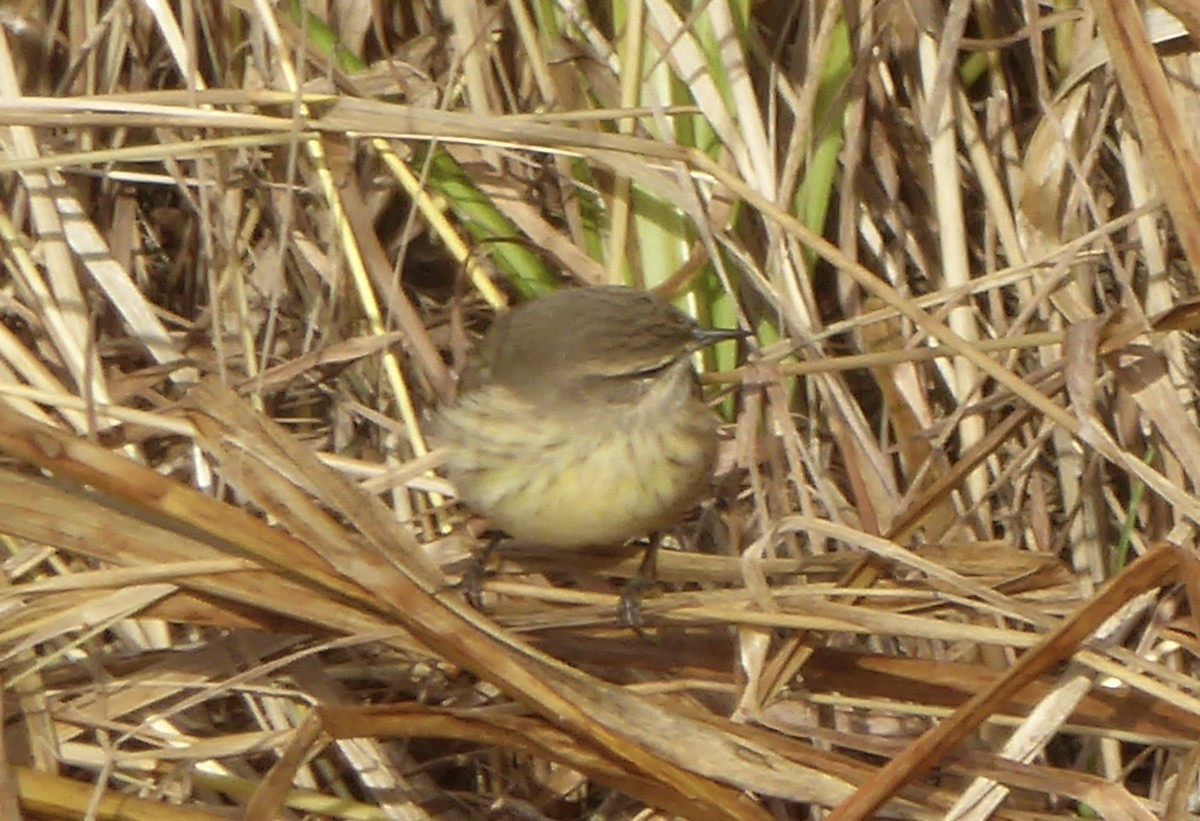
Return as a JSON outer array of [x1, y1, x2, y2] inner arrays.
[[438, 285, 742, 553]]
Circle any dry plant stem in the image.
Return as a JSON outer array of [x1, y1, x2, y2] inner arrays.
[[246, 711, 325, 821], [885, 407, 1035, 544], [791, 648, 1200, 743], [826, 543, 1190, 820], [0, 687, 17, 821], [756, 406, 1034, 705], [1164, 743, 1200, 819], [1154, 0, 1200, 41], [1091, 0, 1200, 288], [804, 727, 1154, 817], [318, 703, 685, 811], [16, 768, 233, 821], [945, 593, 1157, 821], [753, 552, 884, 708], [331, 170, 453, 401]]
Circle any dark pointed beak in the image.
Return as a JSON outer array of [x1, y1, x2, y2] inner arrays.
[[691, 326, 750, 349]]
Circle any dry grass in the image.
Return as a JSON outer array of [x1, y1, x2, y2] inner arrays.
[[0, 1, 1199, 819]]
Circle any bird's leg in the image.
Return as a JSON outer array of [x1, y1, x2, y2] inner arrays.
[[459, 530, 504, 610], [619, 533, 662, 631]]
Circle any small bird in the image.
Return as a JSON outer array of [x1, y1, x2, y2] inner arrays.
[[438, 285, 742, 552]]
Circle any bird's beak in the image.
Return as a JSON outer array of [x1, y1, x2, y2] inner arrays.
[[690, 326, 750, 349]]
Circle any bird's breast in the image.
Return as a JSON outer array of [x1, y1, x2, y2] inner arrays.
[[441, 380, 718, 548]]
